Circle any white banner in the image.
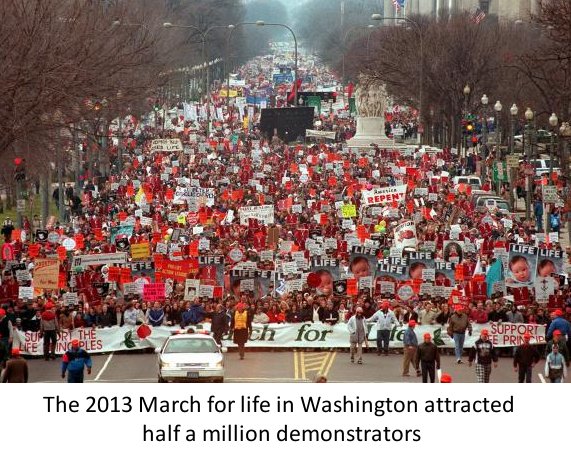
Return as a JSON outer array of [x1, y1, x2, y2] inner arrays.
[[14, 322, 546, 356], [361, 185, 408, 206], [72, 253, 128, 269], [173, 186, 216, 206], [150, 138, 183, 152], [305, 129, 336, 140], [238, 205, 275, 226]]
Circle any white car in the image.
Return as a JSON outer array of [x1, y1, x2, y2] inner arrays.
[[156, 332, 226, 383]]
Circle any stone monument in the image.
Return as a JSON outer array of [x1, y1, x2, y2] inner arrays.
[[346, 75, 395, 149]]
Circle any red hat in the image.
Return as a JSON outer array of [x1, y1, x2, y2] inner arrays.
[[71, 339, 80, 347], [481, 329, 489, 336], [440, 373, 452, 383], [11, 347, 20, 356], [555, 309, 563, 317], [0, 309, 5, 317], [423, 333, 432, 340], [408, 320, 416, 327], [553, 329, 562, 336], [523, 332, 531, 339]]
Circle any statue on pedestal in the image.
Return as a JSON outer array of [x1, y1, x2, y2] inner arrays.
[[354, 75, 388, 118]]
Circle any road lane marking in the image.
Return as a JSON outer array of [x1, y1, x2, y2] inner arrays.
[[94, 353, 114, 382], [322, 352, 337, 377], [294, 351, 299, 380], [294, 351, 335, 381]]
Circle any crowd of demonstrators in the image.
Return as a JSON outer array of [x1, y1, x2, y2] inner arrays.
[[1, 48, 571, 384]]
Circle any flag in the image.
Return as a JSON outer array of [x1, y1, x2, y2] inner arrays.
[[347, 82, 354, 99], [485, 258, 503, 298], [287, 79, 302, 103], [392, 0, 405, 10], [471, 7, 486, 24]]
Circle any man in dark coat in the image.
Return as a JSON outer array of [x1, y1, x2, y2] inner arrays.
[[210, 304, 229, 345], [2, 348, 28, 383], [414, 333, 441, 383]]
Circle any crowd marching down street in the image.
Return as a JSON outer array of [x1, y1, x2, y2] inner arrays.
[[1, 45, 571, 384]]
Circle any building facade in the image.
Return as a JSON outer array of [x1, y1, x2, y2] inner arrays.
[[378, 0, 539, 22]]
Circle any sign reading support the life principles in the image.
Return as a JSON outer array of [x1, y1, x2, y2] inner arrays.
[[13, 322, 547, 356]]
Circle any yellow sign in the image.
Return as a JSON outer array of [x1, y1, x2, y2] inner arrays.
[[341, 204, 357, 218], [219, 89, 238, 98], [130, 243, 150, 260]]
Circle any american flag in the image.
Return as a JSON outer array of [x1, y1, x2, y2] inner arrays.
[[392, 0, 405, 11], [471, 7, 486, 24]]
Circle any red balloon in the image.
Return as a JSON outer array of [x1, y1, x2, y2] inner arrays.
[[307, 272, 321, 288]]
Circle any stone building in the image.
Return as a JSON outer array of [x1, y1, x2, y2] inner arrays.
[[377, 0, 539, 22]]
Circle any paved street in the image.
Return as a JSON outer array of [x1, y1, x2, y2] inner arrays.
[[27, 349, 549, 383]]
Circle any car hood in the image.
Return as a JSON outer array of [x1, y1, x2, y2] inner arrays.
[[160, 352, 223, 364]]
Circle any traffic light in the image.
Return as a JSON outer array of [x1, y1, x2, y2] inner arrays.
[[14, 158, 25, 181]]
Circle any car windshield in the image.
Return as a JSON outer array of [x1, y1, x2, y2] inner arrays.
[[164, 338, 219, 354]]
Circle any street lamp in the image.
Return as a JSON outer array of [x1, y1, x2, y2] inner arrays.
[[480, 94, 489, 180], [342, 24, 375, 86], [509, 103, 518, 209], [524, 107, 534, 220], [559, 121, 571, 243], [255, 21, 299, 106], [544, 112, 558, 234], [371, 14, 424, 144], [493, 100, 502, 194], [163, 23, 234, 135], [462, 85, 470, 157]]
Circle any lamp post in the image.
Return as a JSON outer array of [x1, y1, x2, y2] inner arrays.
[[342, 24, 375, 85], [255, 21, 299, 105], [524, 107, 534, 220], [545, 113, 558, 234], [163, 23, 233, 136], [494, 100, 502, 194], [480, 94, 489, 181], [463, 85, 470, 157], [559, 121, 571, 244], [371, 14, 423, 144], [509, 103, 518, 210], [548, 113, 558, 186], [225, 22, 262, 110]]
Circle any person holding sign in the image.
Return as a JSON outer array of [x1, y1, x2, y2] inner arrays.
[[230, 303, 252, 360]]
